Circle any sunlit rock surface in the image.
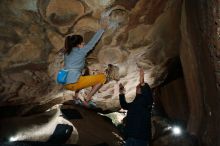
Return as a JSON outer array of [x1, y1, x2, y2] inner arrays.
[[0, 0, 220, 146]]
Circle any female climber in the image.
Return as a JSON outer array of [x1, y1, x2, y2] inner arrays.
[[62, 19, 109, 107]]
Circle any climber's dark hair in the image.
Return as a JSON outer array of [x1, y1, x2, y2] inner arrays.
[[64, 35, 83, 55]]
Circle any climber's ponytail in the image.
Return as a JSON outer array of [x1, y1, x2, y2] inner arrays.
[[64, 35, 83, 55]]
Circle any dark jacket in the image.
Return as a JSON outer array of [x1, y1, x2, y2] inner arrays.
[[119, 83, 153, 141]]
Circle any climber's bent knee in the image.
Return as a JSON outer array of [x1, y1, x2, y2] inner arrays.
[[64, 74, 106, 91]]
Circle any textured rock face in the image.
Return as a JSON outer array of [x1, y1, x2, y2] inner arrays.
[[0, 108, 79, 144], [0, 0, 181, 108], [180, 0, 220, 145], [0, 0, 220, 145]]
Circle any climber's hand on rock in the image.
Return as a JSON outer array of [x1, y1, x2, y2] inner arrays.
[[100, 18, 109, 29]]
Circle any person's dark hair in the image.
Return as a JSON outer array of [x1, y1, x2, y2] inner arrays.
[[64, 35, 83, 55]]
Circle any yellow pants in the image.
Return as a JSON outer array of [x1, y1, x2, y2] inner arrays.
[[64, 74, 106, 91]]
